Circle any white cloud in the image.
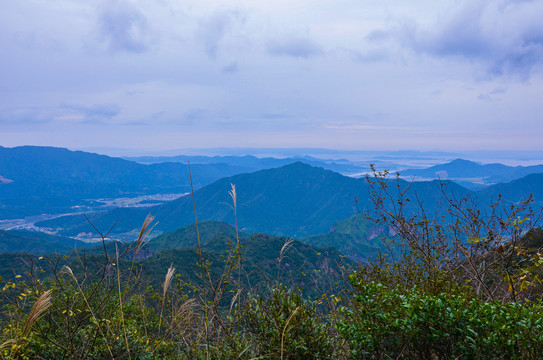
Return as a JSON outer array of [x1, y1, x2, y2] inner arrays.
[[195, 9, 246, 59], [394, 0, 543, 77], [267, 37, 323, 58], [95, 0, 152, 53]]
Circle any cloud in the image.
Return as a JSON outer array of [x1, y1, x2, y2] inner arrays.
[[350, 49, 389, 63], [267, 37, 323, 58], [195, 9, 246, 59], [96, 0, 151, 53], [181, 108, 206, 124], [395, 0, 543, 77], [0, 107, 54, 124], [222, 62, 238, 73], [60, 103, 121, 123], [478, 86, 508, 101], [366, 29, 391, 43]]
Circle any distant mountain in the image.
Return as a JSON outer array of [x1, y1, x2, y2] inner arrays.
[[0, 146, 291, 219], [125, 153, 368, 175], [0, 145, 243, 198], [478, 173, 543, 204], [37, 162, 473, 239], [401, 158, 543, 187], [0, 229, 92, 254]]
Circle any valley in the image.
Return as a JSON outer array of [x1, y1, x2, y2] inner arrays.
[[1, 146, 543, 359], [1, 146, 542, 259]]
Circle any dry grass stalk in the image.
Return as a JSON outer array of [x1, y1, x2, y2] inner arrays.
[[0, 340, 14, 351], [167, 298, 197, 336], [22, 290, 52, 336], [163, 266, 176, 298], [61, 265, 75, 279], [280, 306, 301, 360], [279, 238, 294, 263], [125, 214, 157, 290], [159, 265, 176, 331], [229, 183, 243, 311], [135, 213, 156, 253], [277, 238, 295, 283], [229, 183, 237, 211]]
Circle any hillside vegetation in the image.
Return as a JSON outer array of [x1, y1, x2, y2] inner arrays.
[[303, 215, 391, 261], [2, 172, 543, 359]]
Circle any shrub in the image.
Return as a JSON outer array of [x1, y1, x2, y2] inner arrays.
[[243, 285, 339, 359], [337, 276, 543, 360]]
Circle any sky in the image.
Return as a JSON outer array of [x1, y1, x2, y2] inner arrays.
[[1, 0, 542, 155]]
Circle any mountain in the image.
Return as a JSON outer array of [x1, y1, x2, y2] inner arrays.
[[125, 153, 368, 175], [0, 146, 287, 219], [303, 215, 392, 261], [0, 145, 257, 197], [140, 232, 349, 295], [401, 158, 543, 188], [478, 173, 543, 204], [0, 229, 92, 254], [147, 220, 248, 251], [37, 162, 473, 239], [0, 228, 350, 297]]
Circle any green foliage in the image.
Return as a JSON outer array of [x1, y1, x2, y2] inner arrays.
[[337, 278, 543, 360], [2, 227, 543, 359], [0, 278, 182, 359], [243, 285, 339, 359]]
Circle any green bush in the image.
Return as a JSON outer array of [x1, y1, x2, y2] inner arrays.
[[243, 285, 339, 359], [337, 276, 543, 360]]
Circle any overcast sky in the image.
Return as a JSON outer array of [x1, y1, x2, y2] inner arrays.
[[1, 0, 542, 154]]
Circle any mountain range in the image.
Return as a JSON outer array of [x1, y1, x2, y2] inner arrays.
[[125, 153, 370, 175], [4, 146, 543, 222], [38, 160, 542, 241], [0, 146, 375, 220], [401, 158, 543, 188], [0, 146, 277, 219]]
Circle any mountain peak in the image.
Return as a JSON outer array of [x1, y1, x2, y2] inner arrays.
[[283, 161, 314, 168], [449, 158, 478, 165]]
